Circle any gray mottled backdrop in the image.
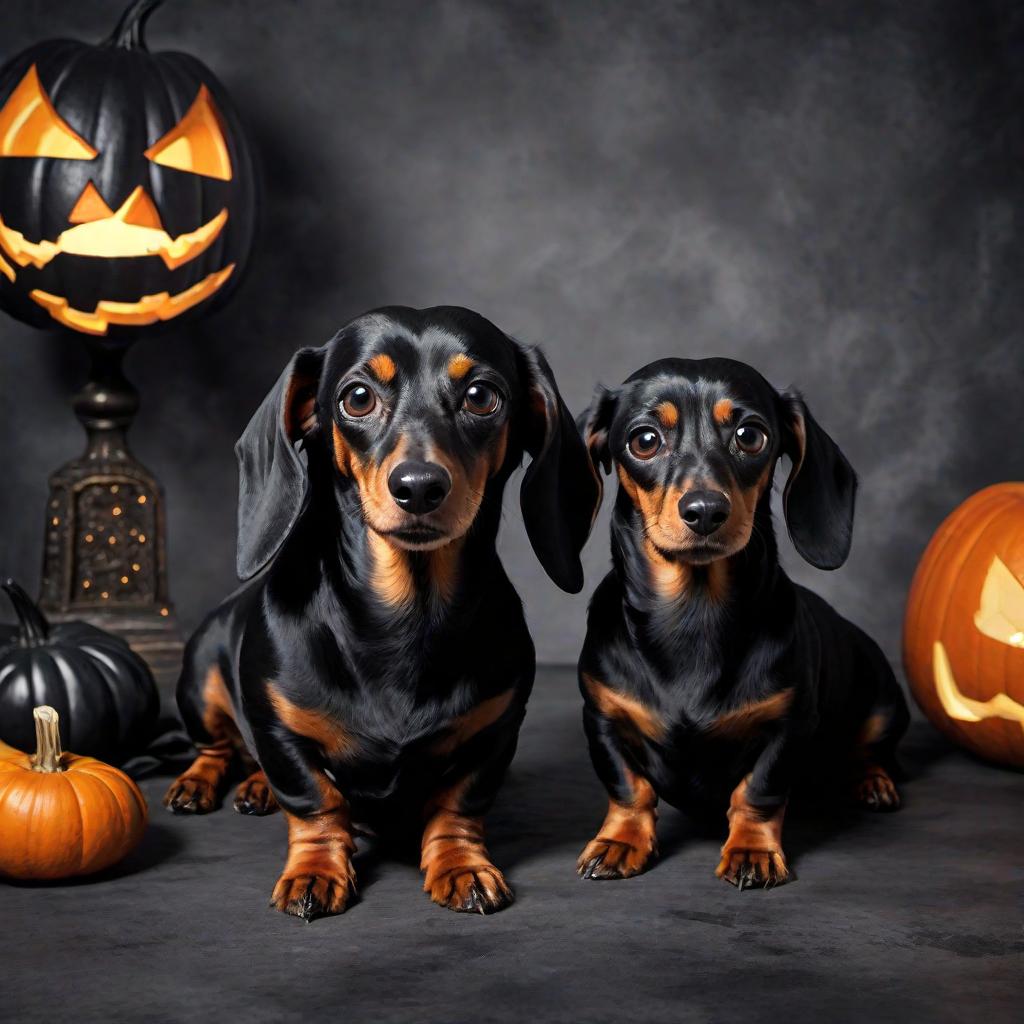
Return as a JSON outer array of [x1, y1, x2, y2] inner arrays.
[[1, 0, 1021, 666]]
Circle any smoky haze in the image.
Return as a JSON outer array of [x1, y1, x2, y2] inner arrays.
[[1, 1, 1021, 681]]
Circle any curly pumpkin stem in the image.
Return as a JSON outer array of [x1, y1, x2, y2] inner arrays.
[[31, 706, 64, 774], [2, 578, 50, 647], [105, 0, 165, 50]]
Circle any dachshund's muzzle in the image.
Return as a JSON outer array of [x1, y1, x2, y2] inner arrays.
[[679, 489, 730, 536], [388, 460, 452, 515]]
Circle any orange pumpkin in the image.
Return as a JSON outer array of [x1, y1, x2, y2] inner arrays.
[[904, 483, 1024, 768], [0, 705, 148, 879]]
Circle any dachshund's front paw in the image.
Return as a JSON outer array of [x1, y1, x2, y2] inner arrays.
[[577, 833, 657, 880], [426, 865, 514, 915], [233, 772, 279, 815], [715, 846, 790, 890], [270, 861, 357, 921], [853, 767, 901, 812], [163, 776, 218, 814]]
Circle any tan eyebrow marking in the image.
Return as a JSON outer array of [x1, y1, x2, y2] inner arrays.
[[655, 401, 679, 429], [713, 398, 734, 425], [367, 353, 396, 383], [447, 353, 474, 381]]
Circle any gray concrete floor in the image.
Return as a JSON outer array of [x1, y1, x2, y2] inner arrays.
[[3, 668, 1022, 1024]]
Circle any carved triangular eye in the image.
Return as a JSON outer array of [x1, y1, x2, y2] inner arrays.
[[0, 64, 98, 160], [974, 556, 1024, 648], [144, 85, 232, 181]]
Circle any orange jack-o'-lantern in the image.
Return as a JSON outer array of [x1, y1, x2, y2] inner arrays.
[[904, 483, 1024, 768], [0, 0, 255, 336]]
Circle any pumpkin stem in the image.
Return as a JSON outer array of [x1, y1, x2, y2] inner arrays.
[[31, 706, 64, 774], [1, 579, 50, 646], [105, 0, 165, 50]]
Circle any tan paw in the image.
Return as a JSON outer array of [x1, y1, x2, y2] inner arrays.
[[853, 769, 901, 812], [233, 773, 279, 816], [577, 833, 657, 880], [715, 846, 790, 890], [425, 864, 514, 914], [270, 860, 357, 921], [163, 776, 218, 814]]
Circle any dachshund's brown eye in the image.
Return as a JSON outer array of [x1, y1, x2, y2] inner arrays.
[[628, 428, 662, 460], [340, 383, 376, 418], [463, 381, 500, 416], [735, 424, 767, 455]]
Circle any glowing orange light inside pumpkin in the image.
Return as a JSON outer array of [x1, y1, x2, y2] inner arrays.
[[0, 70, 237, 335], [0, 64, 97, 160], [144, 85, 232, 181], [933, 642, 1024, 730], [30, 264, 235, 336], [973, 556, 1024, 649]]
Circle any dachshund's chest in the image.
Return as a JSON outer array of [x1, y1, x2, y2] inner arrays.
[[603, 655, 792, 764], [342, 684, 474, 752], [615, 682, 786, 808], [668, 683, 795, 742], [325, 679, 520, 802]]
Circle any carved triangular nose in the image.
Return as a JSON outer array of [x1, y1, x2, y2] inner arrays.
[[116, 186, 163, 229], [67, 182, 164, 229], [68, 181, 114, 224]]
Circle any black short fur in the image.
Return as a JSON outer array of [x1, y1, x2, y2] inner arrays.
[[576, 357, 909, 888], [165, 306, 599, 918]]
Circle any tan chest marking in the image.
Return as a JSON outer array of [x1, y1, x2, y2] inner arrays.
[[431, 689, 516, 756], [706, 689, 793, 739], [266, 683, 353, 759], [583, 673, 666, 742]]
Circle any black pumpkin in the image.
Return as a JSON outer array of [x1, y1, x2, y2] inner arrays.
[[0, 0, 256, 337], [0, 579, 159, 763]]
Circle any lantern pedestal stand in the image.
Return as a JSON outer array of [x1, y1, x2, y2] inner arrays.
[[38, 335, 183, 695]]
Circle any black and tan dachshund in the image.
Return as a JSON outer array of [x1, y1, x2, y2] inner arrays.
[[576, 358, 908, 889], [163, 306, 598, 919]]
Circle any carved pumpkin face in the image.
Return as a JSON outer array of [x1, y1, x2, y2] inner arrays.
[[904, 483, 1024, 768], [0, 0, 255, 337]]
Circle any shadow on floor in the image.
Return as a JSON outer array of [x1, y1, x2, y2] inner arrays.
[[4, 821, 185, 889]]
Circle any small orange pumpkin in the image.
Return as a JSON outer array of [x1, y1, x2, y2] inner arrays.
[[904, 483, 1024, 768], [0, 705, 148, 879]]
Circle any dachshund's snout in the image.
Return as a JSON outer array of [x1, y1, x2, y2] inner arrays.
[[679, 490, 730, 536], [388, 461, 451, 515]]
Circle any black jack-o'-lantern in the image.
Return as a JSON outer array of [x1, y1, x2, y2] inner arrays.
[[0, 0, 256, 336]]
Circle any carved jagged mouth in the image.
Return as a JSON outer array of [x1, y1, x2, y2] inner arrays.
[[932, 642, 1024, 730], [0, 200, 229, 272], [0, 195, 236, 334], [26, 264, 235, 335]]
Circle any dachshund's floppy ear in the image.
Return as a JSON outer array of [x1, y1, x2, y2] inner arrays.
[[781, 390, 857, 571], [576, 385, 619, 476], [575, 385, 619, 516], [518, 345, 601, 594], [235, 345, 327, 580]]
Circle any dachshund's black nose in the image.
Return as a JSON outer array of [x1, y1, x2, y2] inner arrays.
[[679, 490, 730, 536], [388, 461, 451, 515]]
